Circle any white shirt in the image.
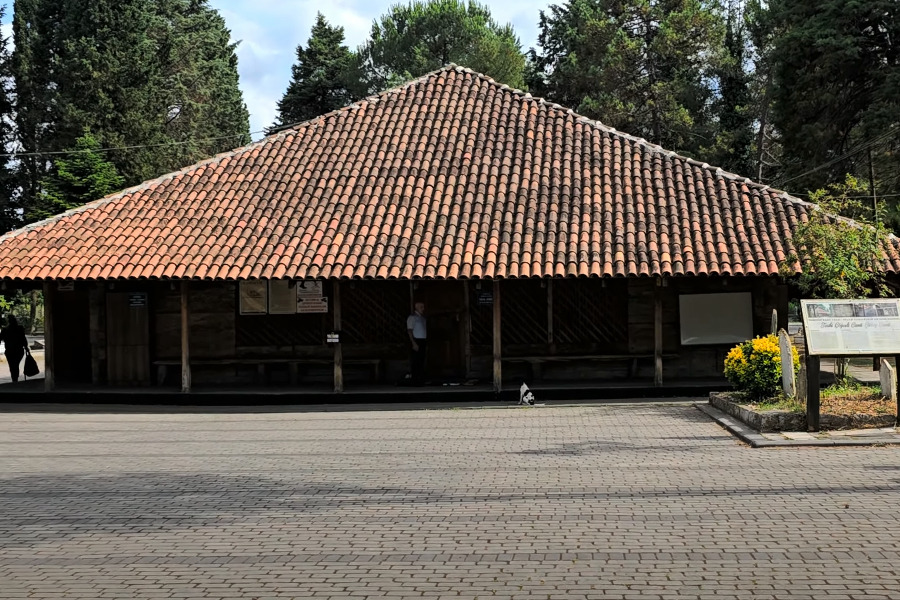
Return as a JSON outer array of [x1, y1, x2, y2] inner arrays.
[[407, 312, 426, 339]]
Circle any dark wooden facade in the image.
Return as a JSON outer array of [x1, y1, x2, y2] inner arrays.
[[36, 275, 789, 393]]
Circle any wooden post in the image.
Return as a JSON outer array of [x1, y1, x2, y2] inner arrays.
[[333, 280, 343, 393], [806, 354, 821, 432], [547, 278, 554, 349], [463, 280, 472, 379], [42, 281, 55, 392], [492, 279, 502, 395], [654, 279, 663, 387], [180, 281, 191, 393]]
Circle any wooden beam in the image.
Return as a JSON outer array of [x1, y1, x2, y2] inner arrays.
[[654, 279, 663, 387], [333, 280, 343, 393], [181, 281, 191, 393], [492, 279, 502, 395], [42, 281, 55, 392]]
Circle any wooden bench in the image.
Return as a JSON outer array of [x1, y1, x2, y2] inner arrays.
[[153, 357, 382, 386], [502, 354, 677, 380]]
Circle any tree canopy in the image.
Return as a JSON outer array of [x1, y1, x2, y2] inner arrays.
[[528, 0, 725, 158], [360, 0, 526, 91], [274, 13, 358, 129], [11, 0, 249, 224]]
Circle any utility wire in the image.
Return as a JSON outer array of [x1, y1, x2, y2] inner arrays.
[[779, 126, 898, 188], [0, 122, 305, 159]]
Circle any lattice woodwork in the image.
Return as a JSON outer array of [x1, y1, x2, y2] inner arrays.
[[552, 279, 628, 351], [341, 281, 410, 344], [236, 313, 323, 347], [501, 279, 548, 344]]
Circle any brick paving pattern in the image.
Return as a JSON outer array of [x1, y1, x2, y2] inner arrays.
[[1, 403, 899, 599]]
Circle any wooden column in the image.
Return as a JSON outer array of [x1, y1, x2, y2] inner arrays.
[[492, 279, 502, 395], [654, 278, 663, 387], [180, 281, 191, 393], [333, 280, 343, 393], [42, 281, 55, 392]]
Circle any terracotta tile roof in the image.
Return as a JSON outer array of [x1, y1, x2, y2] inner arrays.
[[1, 65, 898, 281]]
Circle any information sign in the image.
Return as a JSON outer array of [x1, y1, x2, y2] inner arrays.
[[296, 280, 328, 313], [801, 299, 900, 356], [268, 280, 296, 314], [239, 281, 267, 315]]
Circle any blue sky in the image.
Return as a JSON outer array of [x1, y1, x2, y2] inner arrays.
[[210, 0, 545, 137], [0, 2, 546, 141]]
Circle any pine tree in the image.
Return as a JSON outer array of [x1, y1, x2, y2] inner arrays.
[[31, 132, 125, 221], [361, 0, 526, 91], [705, 2, 755, 177], [528, 0, 725, 157], [11, 0, 250, 218], [0, 6, 20, 233], [763, 0, 900, 196], [273, 13, 357, 129]]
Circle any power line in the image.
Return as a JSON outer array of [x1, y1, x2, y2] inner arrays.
[[779, 126, 898, 188], [0, 124, 302, 159]]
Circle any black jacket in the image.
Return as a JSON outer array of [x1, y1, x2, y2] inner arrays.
[[0, 324, 28, 356]]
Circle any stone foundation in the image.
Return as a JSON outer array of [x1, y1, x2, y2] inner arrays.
[[708, 392, 896, 432]]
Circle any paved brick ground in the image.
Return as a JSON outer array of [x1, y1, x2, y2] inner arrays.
[[1, 403, 899, 599]]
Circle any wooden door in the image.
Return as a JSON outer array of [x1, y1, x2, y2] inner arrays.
[[416, 281, 466, 380], [106, 292, 150, 385]]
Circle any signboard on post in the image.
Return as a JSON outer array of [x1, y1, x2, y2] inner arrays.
[[801, 299, 900, 356]]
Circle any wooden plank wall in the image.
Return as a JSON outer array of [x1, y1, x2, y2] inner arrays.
[[153, 282, 236, 360]]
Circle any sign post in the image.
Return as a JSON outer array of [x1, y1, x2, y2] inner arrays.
[[800, 299, 900, 431]]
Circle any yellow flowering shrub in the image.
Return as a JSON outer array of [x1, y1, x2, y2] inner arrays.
[[723, 334, 800, 400]]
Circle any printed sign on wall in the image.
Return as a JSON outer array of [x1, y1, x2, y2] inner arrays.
[[239, 281, 267, 315]]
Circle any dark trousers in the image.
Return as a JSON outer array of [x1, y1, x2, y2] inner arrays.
[[410, 338, 427, 385], [6, 352, 22, 383]]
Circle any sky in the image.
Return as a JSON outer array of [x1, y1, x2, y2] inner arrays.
[[0, 1, 547, 141], [210, 0, 547, 138]]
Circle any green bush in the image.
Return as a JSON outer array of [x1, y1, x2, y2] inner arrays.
[[723, 335, 799, 400]]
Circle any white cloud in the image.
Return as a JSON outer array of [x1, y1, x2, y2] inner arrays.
[[210, 0, 548, 140]]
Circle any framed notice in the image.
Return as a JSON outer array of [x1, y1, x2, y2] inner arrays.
[[239, 281, 267, 315], [679, 292, 753, 345], [801, 299, 900, 356], [296, 280, 329, 313], [268, 280, 296, 314]]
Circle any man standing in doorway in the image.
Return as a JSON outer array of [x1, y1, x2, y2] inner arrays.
[[407, 301, 427, 386]]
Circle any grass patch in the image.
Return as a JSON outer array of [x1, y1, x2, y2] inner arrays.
[[742, 382, 896, 417], [745, 395, 805, 414]]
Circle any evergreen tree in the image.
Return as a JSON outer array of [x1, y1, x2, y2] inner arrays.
[[361, 0, 526, 91], [31, 132, 125, 221], [0, 6, 20, 233], [273, 13, 357, 129], [11, 0, 250, 218], [763, 0, 900, 196], [705, 2, 755, 177], [528, 0, 725, 157]]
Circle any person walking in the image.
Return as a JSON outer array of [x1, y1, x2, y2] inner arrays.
[[407, 301, 427, 386], [0, 316, 30, 383]]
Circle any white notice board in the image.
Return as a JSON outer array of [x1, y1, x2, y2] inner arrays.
[[801, 299, 900, 355], [679, 292, 753, 345], [296, 280, 329, 314], [239, 281, 267, 315]]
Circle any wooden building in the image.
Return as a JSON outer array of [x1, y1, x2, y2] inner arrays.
[[2, 66, 896, 395]]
